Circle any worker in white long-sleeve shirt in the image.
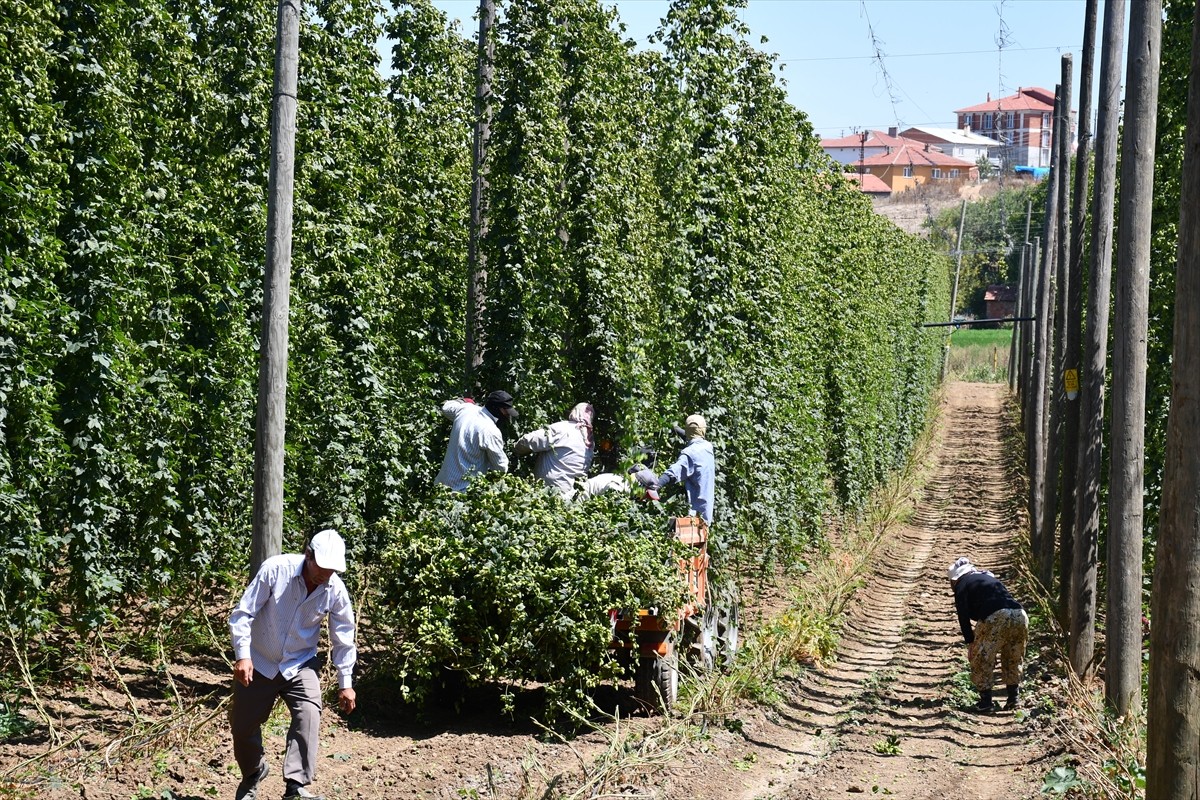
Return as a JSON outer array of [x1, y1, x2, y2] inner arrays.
[[435, 390, 517, 491], [228, 530, 357, 800], [513, 402, 595, 497]]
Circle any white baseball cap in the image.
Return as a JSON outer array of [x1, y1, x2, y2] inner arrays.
[[947, 557, 974, 581], [310, 529, 347, 572]]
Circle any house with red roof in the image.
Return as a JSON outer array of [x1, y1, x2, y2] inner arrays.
[[899, 126, 999, 166], [850, 140, 978, 194], [955, 87, 1057, 167], [820, 128, 909, 166], [984, 284, 1018, 319]]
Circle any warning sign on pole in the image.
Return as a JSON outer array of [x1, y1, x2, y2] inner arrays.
[[1064, 368, 1079, 400]]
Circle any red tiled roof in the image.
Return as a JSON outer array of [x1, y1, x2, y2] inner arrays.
[[854, 143, 976, 168], [845, 173, 892, 193], [955, 87, 1055, 114], [820, 129, 909, 149], [984, 284, 1018, 302]]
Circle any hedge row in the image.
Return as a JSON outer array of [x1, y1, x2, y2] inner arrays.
[[0, 0, 948, 645]]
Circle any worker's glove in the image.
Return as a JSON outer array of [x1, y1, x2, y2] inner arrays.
[[670, 424, 687, 442]]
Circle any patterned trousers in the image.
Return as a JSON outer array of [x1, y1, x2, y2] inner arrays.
[[969, 607, 1028, 690]]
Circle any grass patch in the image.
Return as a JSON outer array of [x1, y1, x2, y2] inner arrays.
[[943, 327, 1013, 383]]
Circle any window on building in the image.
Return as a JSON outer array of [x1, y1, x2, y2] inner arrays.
[[950, 168, 960, 178], [1042, 112, 1050, 128], [984, 114, 993, 130], [903, 166, 913, 178], [932, 168, 942, 179], [1006, 112, 1014, 128]]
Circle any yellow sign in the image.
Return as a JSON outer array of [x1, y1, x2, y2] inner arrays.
[[1064, 369, 1079, 399]]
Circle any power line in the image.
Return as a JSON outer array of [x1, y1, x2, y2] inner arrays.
[[859, 0, 905, 128], [779, 44, 1077, 64]]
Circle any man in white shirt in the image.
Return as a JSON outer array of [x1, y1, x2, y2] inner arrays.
[[228, 530, 357, 800], [513, 401, 594, 497], [434, 390, 517, 491]]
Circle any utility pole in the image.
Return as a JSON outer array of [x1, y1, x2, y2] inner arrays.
[[1109, 0, 1160, 721], [1073, 0, 1124, 681], [465, 0, 495, 390], [252, 0, 300, 574], [1148, 3, 1200, 788]]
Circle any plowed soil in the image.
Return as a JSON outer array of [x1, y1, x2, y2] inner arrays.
[[1, 382, 1063, 799]]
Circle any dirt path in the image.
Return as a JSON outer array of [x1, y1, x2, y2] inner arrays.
[[2, 382, 1058, 800], [677, 381, 1050, 800]]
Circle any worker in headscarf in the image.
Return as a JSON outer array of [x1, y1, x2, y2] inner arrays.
[[657, 414, 715, 524], [947, 556, 1029, 712], [513, 402, 595, 497]]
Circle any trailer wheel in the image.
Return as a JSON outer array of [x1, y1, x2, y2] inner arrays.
[[704, 584, 741, 669], [635, 642, 678, 712]]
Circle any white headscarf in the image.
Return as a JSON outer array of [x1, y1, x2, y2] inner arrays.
[[569, 402, 595, 448]]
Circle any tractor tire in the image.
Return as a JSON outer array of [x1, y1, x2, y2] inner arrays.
[[703, 584, 741, 670], [635, 643, 678, 712]]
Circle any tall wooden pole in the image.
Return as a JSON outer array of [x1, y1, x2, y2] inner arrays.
[[252, 0, 300, 574], [1147, 2, 1200, 787], [1108, 0, 1160, 720], [1032, 87, 1060, 592], [1028, 233, 1052, 582], [1048, 57, 1075, 613], [465, 0, 495, 390], [1058, 4, 1095, 634], [943, 199, 968, 382], [1073, 0, 1125, 681]]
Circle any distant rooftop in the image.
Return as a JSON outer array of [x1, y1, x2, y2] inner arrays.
[[845, 173, 892, 194], [900, 127, 998, 147], [856, 143, 976, 169], [955, 87, 1055, 115], [820, 129, 908, 149]]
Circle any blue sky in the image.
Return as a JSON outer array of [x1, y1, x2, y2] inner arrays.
[[427, 0, 1114, 138]]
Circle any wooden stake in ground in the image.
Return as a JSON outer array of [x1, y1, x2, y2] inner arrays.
[[1072, 0, 1125, 681], [1044, 55, 1074, 615], [465, 0, 495, 388], [1148, 2, 1200, 787], [1058, 2, 1096, 636], [1033, 84, 1065, 593], [252, 0, 300, 573], [1108, 0, 1160, 718]]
